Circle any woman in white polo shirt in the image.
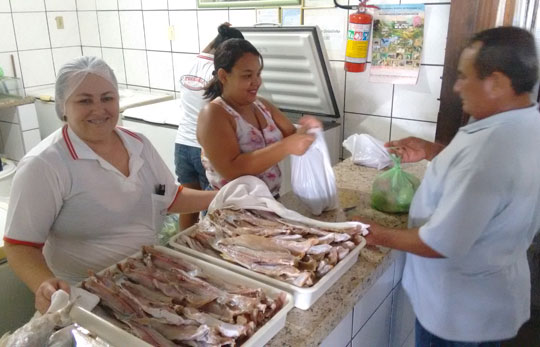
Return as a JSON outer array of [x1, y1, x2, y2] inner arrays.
[[3, 56, 215, 314], [175, 23, 244, 230]]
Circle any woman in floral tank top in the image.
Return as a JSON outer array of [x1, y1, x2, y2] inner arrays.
[[197, 38, 321, 197]]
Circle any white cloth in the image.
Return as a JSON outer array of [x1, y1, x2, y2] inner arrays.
[[175, 53, 214, 148], [210, 175, 369, 234], [403, 104, 540, 341], [4, 126, 178, 284]]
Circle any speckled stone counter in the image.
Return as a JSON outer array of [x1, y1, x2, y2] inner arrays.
[[0, 95, 34, 109], [267, 159, 427, 346]]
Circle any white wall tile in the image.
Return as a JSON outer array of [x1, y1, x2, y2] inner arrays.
[[390, 118, 436, 142], [52, 46, 82, 74], [12, 12, 50, 50], [119, 11, 145, 49], [304, 0, 334, 7], [304, 8, 348, 61], [0, 0, 11, 12], [0, 122, 24, 160], [367, 0, 400, 4], [96, 0, 117, 10], [352, 293, 392, 347], [98, 11, 122, 48], [422, 4, 450, 65], [352, 263, 394, 335], [19, 49, 55, 87], [0, 52, 22, 78], [401, 0, 450, 3], [330, 60, 345, 116], [123, 49, 149, 86], [229, 9, 257, 26], [22, 128, 41, 152], [170, 11, 199, 53], [141, 0, 167, 10], [143, 11, 171, 51], [321, 310, 353, 347], [168, 0, 196, 9], [101, 48, 126, 84], [48, 11, 81, 47], [344, 113, 391, 149], [172, 52, 197, 91], [45, 0, 76, 11], [147, 51, 174, 90], [118, 0, 141, 10], [0, 14, 17, 52], [345, 64, 393, 116], [10, 0, 45, 12], [82, 46, 101, 57], [390, 284, 416, 347], [17, 104, 40, 131], [76, 0, 96, 11], [197, 10, 229, 53], [78, 11, 100, 46], [393, 65, 442, 122], [0, 107, 18, 123]]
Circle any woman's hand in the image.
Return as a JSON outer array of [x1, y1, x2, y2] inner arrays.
[[283, 132, 316, 156], [385, 137, 444, 163], [298, 115, 322, 130], [35, 277, 71, 314]]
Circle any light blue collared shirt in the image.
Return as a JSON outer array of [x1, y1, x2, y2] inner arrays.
[[403, 104, 540, 341]]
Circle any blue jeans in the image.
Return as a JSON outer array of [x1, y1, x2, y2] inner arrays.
[[174, 143, 209, 189], [415, 320, 502, 347]]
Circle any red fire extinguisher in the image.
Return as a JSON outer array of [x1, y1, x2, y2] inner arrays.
[[342, 1, 379, 72]]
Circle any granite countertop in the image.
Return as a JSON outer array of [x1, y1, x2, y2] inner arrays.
[[0, 95, 35, 109], [267, 159, 427, 346]]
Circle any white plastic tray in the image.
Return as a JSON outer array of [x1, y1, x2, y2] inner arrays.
[[74, 246, 294, 347], [169, 227, 366, 310]]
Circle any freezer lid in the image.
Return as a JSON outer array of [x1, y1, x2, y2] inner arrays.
[[237, 26, 341, 119]]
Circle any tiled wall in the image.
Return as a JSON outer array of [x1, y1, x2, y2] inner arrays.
[[0, 0, 450, 151]]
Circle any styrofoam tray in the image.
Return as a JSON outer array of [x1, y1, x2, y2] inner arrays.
[[73, 245, 294, 347], [169, 227, 366, 310]]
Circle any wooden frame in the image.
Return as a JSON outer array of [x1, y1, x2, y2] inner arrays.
[[197, 0, 301, 8], [436, 0, 515, 145]]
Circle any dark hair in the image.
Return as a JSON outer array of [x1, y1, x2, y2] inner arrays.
[[469, 26, 538, 94], [204, 38, 263, 100], [210, 24, 244, 50]]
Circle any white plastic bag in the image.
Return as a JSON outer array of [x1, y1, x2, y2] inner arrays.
[[342, 133, 392, 170], [290, 129, 338, 215]]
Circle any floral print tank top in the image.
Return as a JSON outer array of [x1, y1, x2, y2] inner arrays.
[[201, 97, 283, 196]]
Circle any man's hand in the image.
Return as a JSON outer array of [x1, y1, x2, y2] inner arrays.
[[385, 137, 437, 163], [35, 278, 71, 314]]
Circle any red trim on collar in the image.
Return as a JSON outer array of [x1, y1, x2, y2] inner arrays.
[[62, 125, 79, 160], [117, 127, 143, 142], [167, 185, 184, 212], [197, 54, 213, 61], [3, 236, 45, 249]]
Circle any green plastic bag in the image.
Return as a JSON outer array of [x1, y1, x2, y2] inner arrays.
[[371, 154, 420, 213]]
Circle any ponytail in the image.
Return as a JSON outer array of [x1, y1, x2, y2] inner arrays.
[[203, 72, 222, 100]]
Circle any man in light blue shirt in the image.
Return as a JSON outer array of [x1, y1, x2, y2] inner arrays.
[[364, 27, 540, 346]]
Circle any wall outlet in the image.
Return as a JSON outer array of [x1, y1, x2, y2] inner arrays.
[[55, 16, 64, 29]]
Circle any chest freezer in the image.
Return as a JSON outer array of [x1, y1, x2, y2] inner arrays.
[[237, 26, 342, 121]]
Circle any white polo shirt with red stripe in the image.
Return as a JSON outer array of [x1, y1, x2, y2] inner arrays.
[[4, 125, 179, 284]]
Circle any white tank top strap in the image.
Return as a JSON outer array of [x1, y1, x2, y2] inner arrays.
[[215, 97, 241, 119], [253, 99, 273, 121]]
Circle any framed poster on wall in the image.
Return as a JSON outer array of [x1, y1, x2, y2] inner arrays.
[[198, 0, 301, 8]]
